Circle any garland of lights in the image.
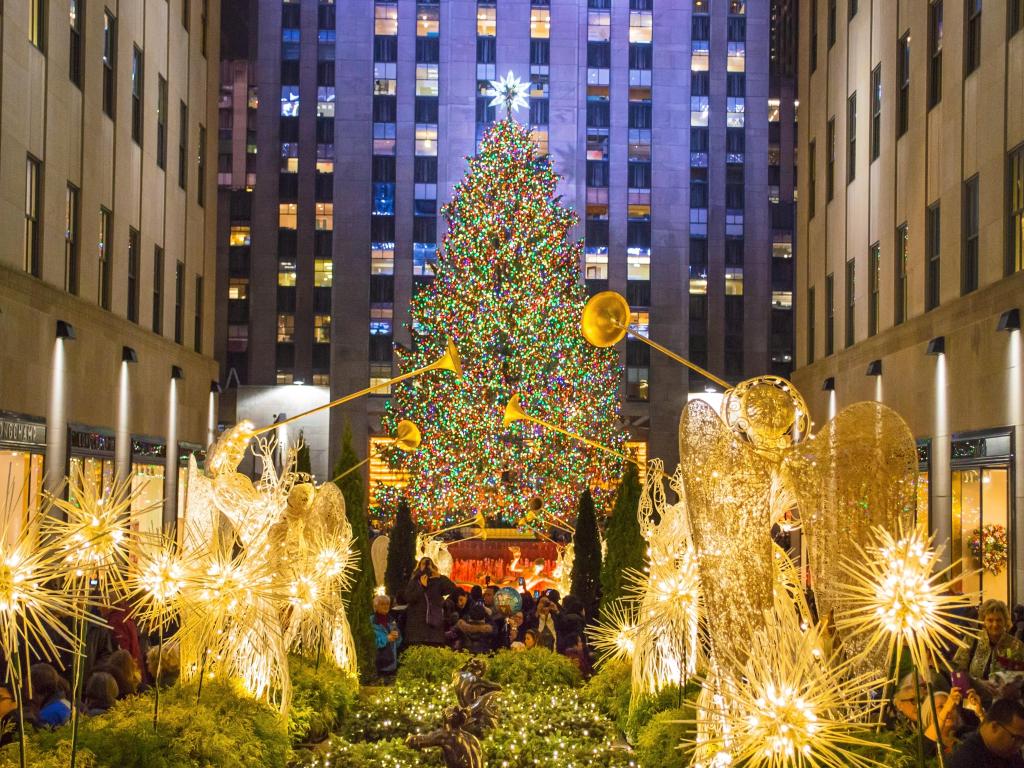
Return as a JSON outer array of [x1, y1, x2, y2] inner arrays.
[[378, 118, 624, 529]]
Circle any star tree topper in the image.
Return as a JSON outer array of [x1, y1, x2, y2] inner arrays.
[[485, 70, 529, 115]]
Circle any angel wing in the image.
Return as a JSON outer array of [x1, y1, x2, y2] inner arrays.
[[678, 398, 774, 671], [781, 400, 918, 665]]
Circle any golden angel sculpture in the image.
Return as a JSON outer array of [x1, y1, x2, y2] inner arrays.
[[178, 422, 359, 711]]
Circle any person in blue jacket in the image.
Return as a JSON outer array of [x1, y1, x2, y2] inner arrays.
[[372, 593, 402, 676]]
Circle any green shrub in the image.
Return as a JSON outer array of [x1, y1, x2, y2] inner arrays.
[[342, 681, 456, 743], [289, 655, 359, 744], [484, 648, 582, 692], [394, 645, 468, 685], [293, 736, 432, 767], [0, 742, 98, 768], [24, 681, 290, 768], [624, 682, 700, 741], [582, 659, 632, 725], [634, 707, 689, 767]]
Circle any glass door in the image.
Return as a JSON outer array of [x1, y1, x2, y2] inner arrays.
[[953, 466, 1010, 603]]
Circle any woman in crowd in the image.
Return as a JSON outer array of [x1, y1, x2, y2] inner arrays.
[[457, 603, 496, 654], [405, 557, 458, 647], [30, 664, 71, 728], [82, 672, 119, 716], [372, 593, 402, 676], [953, 599, 1024, 701], [98, 648, 143, 699], [891, 672, 982, 757]]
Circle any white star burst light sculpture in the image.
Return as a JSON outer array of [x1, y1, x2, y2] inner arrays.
[[834, 524, 977, 674], [485, 70, 529, 115]]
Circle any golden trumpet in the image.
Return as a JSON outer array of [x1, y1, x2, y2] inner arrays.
[[503, 394, 636, 466], [330, 420, 422, 483], [581, 291, 730, 390], [253, 341, 461, 436]]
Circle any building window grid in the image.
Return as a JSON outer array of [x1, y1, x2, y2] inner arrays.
[[198, 125, 206, 206], [102, 11, 117, 119], [929, 1, 943, 108], [845, 259, 855, 348], [131, 46, 144, 144], [926, 204, 941, 311], [847, 93, 856, 184], [127, 227, 140, 323], [157, 76, 168, 169], [1010, 144, 1024, 275], [807, 286, 816, 364], [153, 246, 164, 334], [964, 0, 981, 75], [65, 184, 80, 294], [870, 64, 882, 161], [825, 273, 835, 356], [99, 208, 112, 311], [1012, 0, 1024, 36], [30, 0, 46, 50], [69, 0, 83, 86], [24, 156, 41, 277], [868, 243, 880, 337], [179, 102, 188, 190], [194, 275, 203, 352], [895, 223, 908, 325], [897, 32, 910, 137], [962, 175, 979, 294], [826, 117, 835, 202], [808, 139, 816, 218], [174, 261, 184, 343]]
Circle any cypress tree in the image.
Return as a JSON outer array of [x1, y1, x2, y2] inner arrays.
[[332, 420, 376, 681], [570, 488, 602, 619], [384, 498, 417, 603], [599, 463, 645, 618]]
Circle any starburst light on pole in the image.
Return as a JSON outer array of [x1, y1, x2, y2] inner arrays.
[[587, 598, 639, 665], [685, 610, 889, 768], [833, 525, 977, 676]]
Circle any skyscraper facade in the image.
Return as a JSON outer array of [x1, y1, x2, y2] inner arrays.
[[217, 0, 796, 482], [792, 0, 1024, 601], [0, 0, 220, 530]]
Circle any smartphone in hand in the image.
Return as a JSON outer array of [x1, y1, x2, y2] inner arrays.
[[950, 671, 970, 692]]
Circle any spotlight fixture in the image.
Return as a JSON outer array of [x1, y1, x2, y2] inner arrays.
[[210, 380, 223, 394], [56, 320, 76, 339], [121, 346, 138, 363], [822, 376, 836, 391], [865, 359, 882, 376], [997, 308, 1020, 332], [170, 365, 185, 380], [926, 336, 945, 356]]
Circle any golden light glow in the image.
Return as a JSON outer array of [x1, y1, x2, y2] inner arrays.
[[834, 525, 977, 674], [687, 610, 888, 768]]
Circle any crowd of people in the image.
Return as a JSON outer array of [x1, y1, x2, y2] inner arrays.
[[0, 603, 179, 746], [372, 556, 593, 678], [887, 598, 1024, 766]]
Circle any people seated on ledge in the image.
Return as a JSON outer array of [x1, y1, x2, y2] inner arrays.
[[949, 698, 1024, 768]]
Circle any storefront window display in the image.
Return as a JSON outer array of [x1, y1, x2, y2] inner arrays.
[[69, 456, 115, 499], [950, 431, 1013, 604], [0, 414, 47, 541], [131, 464, 165, 538], [0, 451, 44, 541]]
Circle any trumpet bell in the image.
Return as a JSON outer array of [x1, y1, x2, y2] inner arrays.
[[582, 291, 631, 348], [503, 394, 529, 427], [393, 419, 422, 452], [430, 340, 463, 380]]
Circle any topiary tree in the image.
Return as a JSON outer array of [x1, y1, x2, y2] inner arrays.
[[332, 420, 376, 681], [570, 488, 602, 619], [599, 463, 645, 618], [384, 498, 417, 603], [295, 432, 312, 476]]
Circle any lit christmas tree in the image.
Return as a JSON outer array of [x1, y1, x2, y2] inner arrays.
[[379, 77, 624, 529]]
